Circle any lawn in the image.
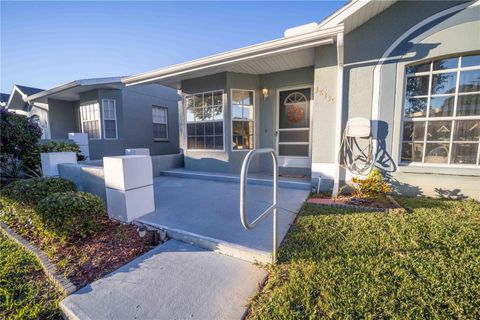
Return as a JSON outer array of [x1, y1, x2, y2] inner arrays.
[[0, 233, 62, 320], [248, 197, 480, 319]]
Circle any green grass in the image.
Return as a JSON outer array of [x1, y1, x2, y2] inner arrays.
[[248, 197, 480, 319], [0, 233, 62, 320]]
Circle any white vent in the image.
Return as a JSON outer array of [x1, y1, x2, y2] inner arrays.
[[284, 22, 318, 38]]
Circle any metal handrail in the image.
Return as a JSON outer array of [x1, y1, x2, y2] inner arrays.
[[240, 148, 278, 264]]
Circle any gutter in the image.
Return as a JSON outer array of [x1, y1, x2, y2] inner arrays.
[[27, 77, 125, 102], [123, 25, 344, 86]]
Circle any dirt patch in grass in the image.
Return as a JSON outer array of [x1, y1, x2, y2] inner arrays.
[[308, 192, 396, 209], [4, 216, 157, 289]]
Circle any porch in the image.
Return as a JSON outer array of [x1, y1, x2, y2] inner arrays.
[[137, 169, 310, 263]]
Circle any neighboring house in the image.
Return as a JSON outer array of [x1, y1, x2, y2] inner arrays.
[[6, 85, 50, 139], [0, 93, 10, 107], [124, 0, 480, 199], [20, 77, 179, 160]]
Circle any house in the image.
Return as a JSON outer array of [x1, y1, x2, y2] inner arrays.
[[0, 93, 10, 107], [123, 0, 478, 199], [15, 77, 180, 160], [5, 85, 50, 139]]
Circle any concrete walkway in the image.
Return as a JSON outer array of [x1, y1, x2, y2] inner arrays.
[[61, 240, 266, 320]]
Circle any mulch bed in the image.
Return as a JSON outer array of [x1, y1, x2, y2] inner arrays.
[[307, 193, 398, 210], [5, 216, 159, 289]]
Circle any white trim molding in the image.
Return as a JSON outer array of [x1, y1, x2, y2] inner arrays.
[[332, 32, 344, 196]]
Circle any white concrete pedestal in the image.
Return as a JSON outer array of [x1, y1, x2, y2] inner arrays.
[[68, 133, 90, 160], [104, 155, 155, 222], [41, 152, 77, 177]]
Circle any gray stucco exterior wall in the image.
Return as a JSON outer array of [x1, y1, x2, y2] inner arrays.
[[46, 84, 180, 160], [335, 0, 479, 198], [179, 68, 314, 174], [48, 99, 77, 139]]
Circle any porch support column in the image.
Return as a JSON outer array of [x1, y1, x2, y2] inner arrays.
[[332, 32, 344, 197]]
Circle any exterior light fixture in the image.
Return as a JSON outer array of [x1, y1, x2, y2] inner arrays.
[[262, 88, 269, 99]]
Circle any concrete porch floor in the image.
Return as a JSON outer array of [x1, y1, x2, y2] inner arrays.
[[137, 172, 310, 262]]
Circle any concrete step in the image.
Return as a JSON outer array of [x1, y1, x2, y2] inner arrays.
[[161, 169, 311, 190], [61, 240, 267, 320], [137, 219, 272, 264]]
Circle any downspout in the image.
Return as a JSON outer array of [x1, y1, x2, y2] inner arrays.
[[332, 31, 344, 197]]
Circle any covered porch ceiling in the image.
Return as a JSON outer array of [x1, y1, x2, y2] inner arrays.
[[123, 25, 343, 89]]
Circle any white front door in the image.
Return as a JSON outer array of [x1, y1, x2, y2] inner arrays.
[[276, 87, 312, 168]]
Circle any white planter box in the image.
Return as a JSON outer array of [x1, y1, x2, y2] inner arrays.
[[103, 156, 153, 191], [125, 148, 150, 156], [41, 152, 77, 177], [106, 185, 155, 222], [68, 132, 90, 159]]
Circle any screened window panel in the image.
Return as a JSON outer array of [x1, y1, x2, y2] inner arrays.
[[152, 106, 168, 139], [102, 100, 117, 139], [80, 102, 100, 139]]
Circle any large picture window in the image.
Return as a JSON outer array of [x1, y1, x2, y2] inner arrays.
[[231, 89, 254, 150], [80, 102, 101, 139], [185, 90, 224, 150], [152, 106, 168, 140], [102, 99, 117, 139], [401, 54, 480, 165]]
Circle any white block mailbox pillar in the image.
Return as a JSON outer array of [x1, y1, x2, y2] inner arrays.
[[125, 148, 150, 156], [104, 155, 155, 222], [41, 152, 77, 177], [68, 132, 90, 160]]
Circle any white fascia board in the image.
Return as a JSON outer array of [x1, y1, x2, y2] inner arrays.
[[6, 85, 27, 108], [317, 0, 372, 30], [27, 77, 124, 102], [123, 24, 343, 86]]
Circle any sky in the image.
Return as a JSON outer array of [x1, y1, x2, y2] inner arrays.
[[0, 1, 346, 93]]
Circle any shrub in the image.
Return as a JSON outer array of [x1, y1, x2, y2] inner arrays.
[[36, 192, 105, 239], [0, 108, 42, 178], [0, 177, 77, 207], [351, 169, 390, 198], [23, 140, 86, 177]]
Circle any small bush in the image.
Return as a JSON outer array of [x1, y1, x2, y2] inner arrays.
[[23, 140, 85, 177], [0, 177, 77, 206], [351, 169, 390, 198], [36, 192, 105, 239], [0, 108, 42, 178]]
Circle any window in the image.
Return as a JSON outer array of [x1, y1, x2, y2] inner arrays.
[[152, 106, 168, 140], [401, 54, 480, 165], [185, 90, 224, 150], [102, 99, 117, 139], [80, 102, 101, 139], [231, 89, 254, 150]]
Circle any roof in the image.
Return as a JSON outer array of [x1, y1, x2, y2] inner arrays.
[[15, 85, 44, 96], [27, 76, 126, 102], [123, 0, 398, 88], [0, 93, 10, 105]]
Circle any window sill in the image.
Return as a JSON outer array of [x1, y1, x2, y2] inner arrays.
[[154, 139, 169, 142], [397, 163, 480, 177]]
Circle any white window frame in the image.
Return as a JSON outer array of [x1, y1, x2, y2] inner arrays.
[[80, 101, 101, 140], [102, 99, 118, 140], [230, 88, 255, 152], [152, 105, 169, 141], [400, 54, 480, 167], [184, 89, 225, 152]]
